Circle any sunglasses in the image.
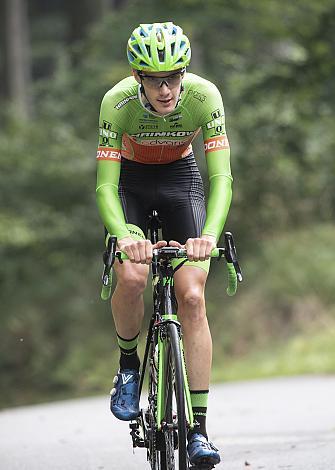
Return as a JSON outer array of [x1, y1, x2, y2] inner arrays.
[[139, 70, 185, 89]]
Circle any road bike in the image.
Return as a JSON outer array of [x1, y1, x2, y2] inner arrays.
[[100, 211, 242, 470]]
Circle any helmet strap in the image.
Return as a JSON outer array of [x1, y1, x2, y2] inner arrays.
[[140, 79, 158, 112], [175, 83, 184, 108]]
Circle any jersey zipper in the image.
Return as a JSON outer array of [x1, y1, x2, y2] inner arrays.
[[158, 116, 167, 162]]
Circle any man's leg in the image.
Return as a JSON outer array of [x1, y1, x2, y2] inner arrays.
[[174, 265, 220, 466], [110, 261, 149, 421], [112, 261, 149, 339], [174, 266, 211, 434], [112, 260, 149, 369]]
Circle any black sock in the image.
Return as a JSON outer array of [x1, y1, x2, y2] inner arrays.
[[192, 408, 208, 439], [117, 332, 140, 371], [189, 390, 209, 440]]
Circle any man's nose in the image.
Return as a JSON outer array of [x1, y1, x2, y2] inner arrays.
[[159, 81, 170, 93]]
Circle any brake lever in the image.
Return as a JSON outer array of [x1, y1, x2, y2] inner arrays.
[[224, 232, 243, 282], [102, 236, 117, 285]]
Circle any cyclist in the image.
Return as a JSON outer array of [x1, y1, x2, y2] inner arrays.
[[96, 22, 232, 467]]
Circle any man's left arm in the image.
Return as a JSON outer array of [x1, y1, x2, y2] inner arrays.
[[201, 85, 233, 243]]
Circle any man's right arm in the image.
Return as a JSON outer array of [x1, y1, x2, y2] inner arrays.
[[96, 92, 131, 240]]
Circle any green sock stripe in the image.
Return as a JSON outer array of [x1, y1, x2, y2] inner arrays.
[[190, 391, 209, 409], [120, 344, 137, 353], [120, 348, 137, 356], [117, 333, 139, 351]]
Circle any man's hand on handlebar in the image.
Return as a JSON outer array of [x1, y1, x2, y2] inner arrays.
[[101, 232, 241, 300], [169, 234, 216, 262], [118, 237, 167, 264]]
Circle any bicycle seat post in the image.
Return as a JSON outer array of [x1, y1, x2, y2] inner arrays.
[[147, 210, 161, 278], [148, 210, 161, 245]]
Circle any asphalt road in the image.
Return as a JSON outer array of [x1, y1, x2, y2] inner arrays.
[[1, 376, 335, 469]]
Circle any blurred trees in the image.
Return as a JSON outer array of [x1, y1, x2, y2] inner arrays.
[[0, 0, 335, 406], [5, 0, 32, 116]]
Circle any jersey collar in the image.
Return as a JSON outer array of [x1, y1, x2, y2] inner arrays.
[[137, 84, 183, 118]]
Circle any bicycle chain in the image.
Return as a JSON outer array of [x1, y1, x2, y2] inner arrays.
[[164, 426, 175, 470], [152, 416, 158, 470], [146, 399, 157, 469], [147, 366, 158, 469]]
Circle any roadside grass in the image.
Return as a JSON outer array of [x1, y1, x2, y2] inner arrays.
[[212, 327, 335, 382], [210, 224, 335, 383]]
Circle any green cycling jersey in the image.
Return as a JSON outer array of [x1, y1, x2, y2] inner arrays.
[[96, 72, 233, 241]]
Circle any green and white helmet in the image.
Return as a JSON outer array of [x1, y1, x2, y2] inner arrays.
[[127, 22, 191, 72]]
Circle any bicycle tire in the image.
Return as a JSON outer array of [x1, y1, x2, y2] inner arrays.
[[163, 322, 188, 470]]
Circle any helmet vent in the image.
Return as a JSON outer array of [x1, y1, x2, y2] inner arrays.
[[158, 50, 165, 62], [133, 43, 141, 54]]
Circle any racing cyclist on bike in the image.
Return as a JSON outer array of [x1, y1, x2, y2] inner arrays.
[[96, 22, 233, 467]]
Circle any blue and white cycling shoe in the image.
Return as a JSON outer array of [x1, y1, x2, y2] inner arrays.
[[187, 433, 221, 466], [110, 369, 140, 421]]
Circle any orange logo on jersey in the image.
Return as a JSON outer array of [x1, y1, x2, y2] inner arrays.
[[96, 147, 121, 161], [204, 136, 229, 153]]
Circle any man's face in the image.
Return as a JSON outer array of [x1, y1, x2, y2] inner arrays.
[[134, 69, 184, 115]]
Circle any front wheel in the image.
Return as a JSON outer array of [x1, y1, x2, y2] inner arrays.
[[162, 323, 188, 469]]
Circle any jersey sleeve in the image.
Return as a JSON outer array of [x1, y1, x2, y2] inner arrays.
[[95, 91, 131, 240], [200, 83, 233, 241]]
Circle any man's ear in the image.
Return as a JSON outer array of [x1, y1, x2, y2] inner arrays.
[[132, 69, 141, 84]]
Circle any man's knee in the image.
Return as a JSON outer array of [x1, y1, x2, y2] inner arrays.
[[177, 286, 206, 323], [115, 263, 148, 295], [179, 287, 203, 308]]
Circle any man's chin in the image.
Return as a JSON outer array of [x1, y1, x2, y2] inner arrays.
[[156, 101, 175, 115]]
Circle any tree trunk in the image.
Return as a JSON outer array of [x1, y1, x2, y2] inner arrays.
[[5, 0, 32, 118]]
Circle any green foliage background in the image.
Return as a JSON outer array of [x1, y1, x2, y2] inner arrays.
[[1, 0, 335, 407]]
